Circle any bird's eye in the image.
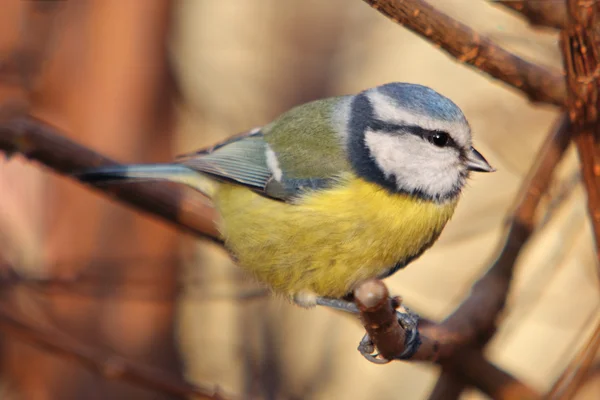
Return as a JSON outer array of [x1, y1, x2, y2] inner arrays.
[[429, 132, 449, 147]]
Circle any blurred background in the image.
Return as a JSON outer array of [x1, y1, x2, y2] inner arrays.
[[0, 0, 598, 399]]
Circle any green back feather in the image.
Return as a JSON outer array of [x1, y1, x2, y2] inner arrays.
[[178, 96, 352, 201], [263, 97, 351, 179]]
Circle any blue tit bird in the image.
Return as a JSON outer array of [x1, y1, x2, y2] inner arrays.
[[77, 82, 493, 309]]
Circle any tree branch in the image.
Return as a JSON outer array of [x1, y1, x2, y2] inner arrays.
[[0, 304, 227, 400], [560, 0, 600, 264], [361, 0, 566, 106], [0, 116, 222, 244], [495, 0, 567, 30]]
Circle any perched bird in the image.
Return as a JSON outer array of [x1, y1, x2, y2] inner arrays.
[[77, 82, 493, 308]]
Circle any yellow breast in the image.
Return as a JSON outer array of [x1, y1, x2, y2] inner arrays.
[[213, 176, 458, 298]]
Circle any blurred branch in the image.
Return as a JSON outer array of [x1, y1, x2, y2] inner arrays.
[[546, 318, 600, 399], [539, 170, 581, 228], [560, 0, 600, 264], [361, 0, 566, 105], [0, 259, 269, 302], [494, 0, 567, 29], [0, 116, 222, 243], [443, 347, 541, 400], [0, 304, 228, 400]]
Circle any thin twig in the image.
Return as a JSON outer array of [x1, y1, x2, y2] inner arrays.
[[0, 117, 222, 243], [361, 0, 566, 105], [0, 304, 228, 400], [494, 0, 567, 30]]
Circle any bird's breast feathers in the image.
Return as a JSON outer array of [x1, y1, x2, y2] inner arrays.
[[213, 175, 458, 298]]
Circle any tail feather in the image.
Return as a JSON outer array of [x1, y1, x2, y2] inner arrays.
[[75, 163, 216, 197]]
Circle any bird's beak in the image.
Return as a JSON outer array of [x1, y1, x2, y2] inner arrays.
[[466, 147, 495, 172]]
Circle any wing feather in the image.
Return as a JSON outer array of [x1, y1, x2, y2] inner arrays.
[[175, 97, 351, 201], [178, 131, 273, 191]]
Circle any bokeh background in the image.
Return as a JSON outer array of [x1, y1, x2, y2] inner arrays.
[[0, 1, 598, 399]]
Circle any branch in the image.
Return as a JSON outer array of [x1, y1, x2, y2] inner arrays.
[[495, 0, 567, 30], [0, 116, 222, 243], [560, 0, 600, 264], [361, 0, 566, 106], [0, 304, 227, 400]]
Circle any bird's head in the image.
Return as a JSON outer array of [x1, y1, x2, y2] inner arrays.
[[346, 82, 494, 202]]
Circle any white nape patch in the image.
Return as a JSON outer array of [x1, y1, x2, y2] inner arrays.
[[364, 130, 466, 199], [366, 90, 472, 148], [331, 95, 353, 148], [265, 145, 283, 182]]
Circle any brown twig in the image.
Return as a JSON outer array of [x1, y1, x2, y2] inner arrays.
[[0, 304, 228, 400], [444, 347, 541, 400], [495, 0, 568, 30], [361, 0, 566, 106], [0, 116, 222, 243], [560, 0, 600, 263], [545, 318, 600, 399]]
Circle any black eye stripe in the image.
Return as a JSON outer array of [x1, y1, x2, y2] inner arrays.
[[366, 120, 459, 149]]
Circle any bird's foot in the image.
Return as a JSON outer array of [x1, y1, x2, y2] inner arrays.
[[357, 304, 421, 363], [312, 295, 421, 363]]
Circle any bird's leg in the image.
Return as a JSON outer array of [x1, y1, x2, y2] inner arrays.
[[313, 296, 418, 328], [312, 296, 421, 362], [314, 296, 359, 313]]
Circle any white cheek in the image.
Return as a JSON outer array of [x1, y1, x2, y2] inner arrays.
[[364, 130, 464, 199]]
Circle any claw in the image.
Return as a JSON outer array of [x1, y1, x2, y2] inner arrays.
[[358, 334, 391, 364], [358, 307, 422, 363], [396, 305, 419, 330]]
